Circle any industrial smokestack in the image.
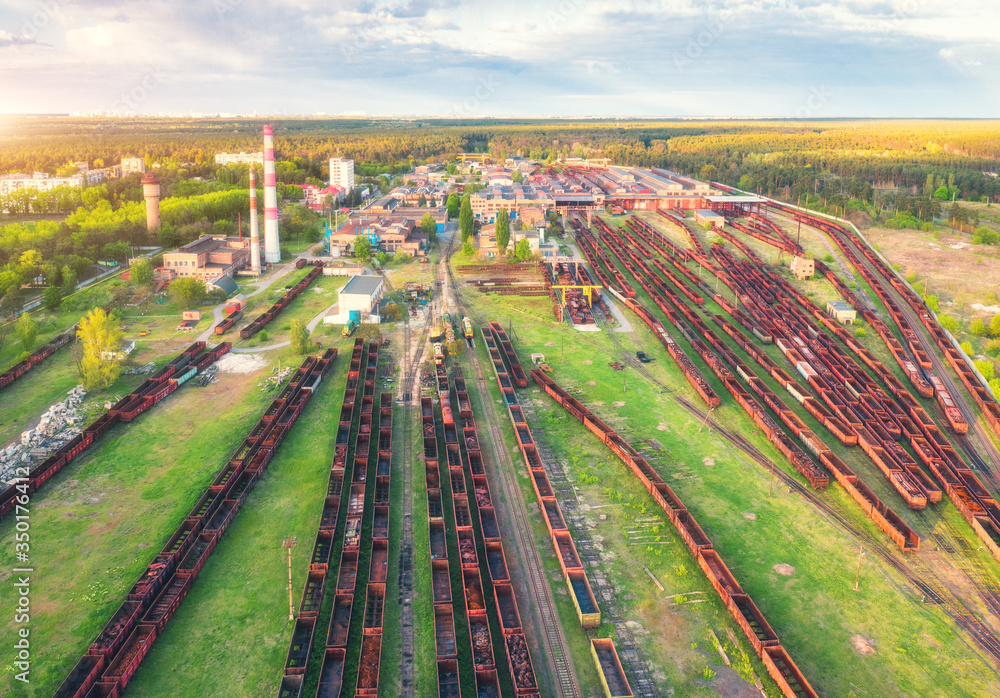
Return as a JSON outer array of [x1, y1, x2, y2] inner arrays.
[[249, 168, 261, 274], [262, 124, 280, 263]]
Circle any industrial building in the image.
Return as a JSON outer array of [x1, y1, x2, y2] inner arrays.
[[790, 255, 815, 280], [323, 274, 385, 325], [826, 300, 858, 325], [329, 157, 355, 191], [162, 235, 252, 283], [326, 212, 431, 257], [693, 209, 726, 229]]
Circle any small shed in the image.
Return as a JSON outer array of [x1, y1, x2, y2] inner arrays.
[[826, 301, 857, 325], [790, 256, 815, 280], [694, 209, 725, 229]]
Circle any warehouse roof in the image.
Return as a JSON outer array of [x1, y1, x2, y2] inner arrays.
[[210, 274, 238, 295], [342, 274, 384, 296], [704, 195, 768, 204]]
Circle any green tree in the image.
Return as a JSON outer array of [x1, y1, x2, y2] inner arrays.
[[393, 248, 412, 264], [353, 235, 372, 260], [15, 312, 37, 353], [961, 341, 974, 355], [446, 193, 460, 219], [970, 318, 988, 336], [290, 318, 311, 354], [991, 314, 1000, 337], [514, 237, 532, 261], [169, 277, 207, 309], [974, 359, 995, 381], [459, 194, 474, 243], [420, 212, 438, 242], [43, 286, 62, 311], [512, 170, 523, 183], [938, 314, 959, 333], [102, 240, 131, 262], [973, 227, 999, 245], [61, 266, 78, 296], [495, 208, 510, 254], [1, 286, 24, 319], [418, 194, 427, 207], [77, 307, 124, 392], [130, 258, 154, 288], [462, 240, 475, 256]]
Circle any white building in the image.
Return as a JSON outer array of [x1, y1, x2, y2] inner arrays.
[[121, 157, 145, 176], [323, 274, 384, 324], [215, 152, 264, 166], [0, 172, 84, 197], [329, 157, 355, 191]]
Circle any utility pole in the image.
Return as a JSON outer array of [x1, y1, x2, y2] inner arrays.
[[283, 536, 297, 620], [622, 367, 627, 393], [853, 543, 863, 591]]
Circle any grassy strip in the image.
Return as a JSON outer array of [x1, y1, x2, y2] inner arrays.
[[126, 354, 346, 696], [0, 366, 274, 695]]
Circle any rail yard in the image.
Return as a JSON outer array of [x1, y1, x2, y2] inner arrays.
[[5, 168, 1000, 698]]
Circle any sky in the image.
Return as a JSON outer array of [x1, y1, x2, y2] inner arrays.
[[0, 0, 997, 118]]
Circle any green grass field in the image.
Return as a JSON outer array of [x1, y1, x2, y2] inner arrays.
[[0, 363, 275, 695], [127, 352, 346, 696], [452, 252, 1000, 697]]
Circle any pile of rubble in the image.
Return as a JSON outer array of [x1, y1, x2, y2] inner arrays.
[[125, 362, 156, 376], [196, 365, 219, 387], [258, 365, 294, 391], [1, 385, 87, 484]]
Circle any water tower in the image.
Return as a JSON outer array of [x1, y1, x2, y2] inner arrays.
[[142, 172, 161, 232]]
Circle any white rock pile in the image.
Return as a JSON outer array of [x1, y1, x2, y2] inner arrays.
[[1, 385, 87, 484]]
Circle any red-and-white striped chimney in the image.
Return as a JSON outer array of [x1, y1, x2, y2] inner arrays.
[[262, 124, 280, 263], [249, 167, 261, 274]]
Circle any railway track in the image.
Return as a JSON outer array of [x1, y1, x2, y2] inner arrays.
[[775, 212, 1000, 496], [386, 237, 449, 693], [673, 394, 1000, 670], [444, 248, 581, 698]]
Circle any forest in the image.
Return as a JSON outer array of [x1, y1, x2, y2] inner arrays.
[[0, 116, 998, 302]]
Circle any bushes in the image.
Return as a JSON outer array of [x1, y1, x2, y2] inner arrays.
[[974, 359, 995, 381], [961, 341, 974, 356], [973, 227, 999, 245], [854, 326, 866, 338], [938, 314, 959, 333], [970, 318, 988, 336]]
